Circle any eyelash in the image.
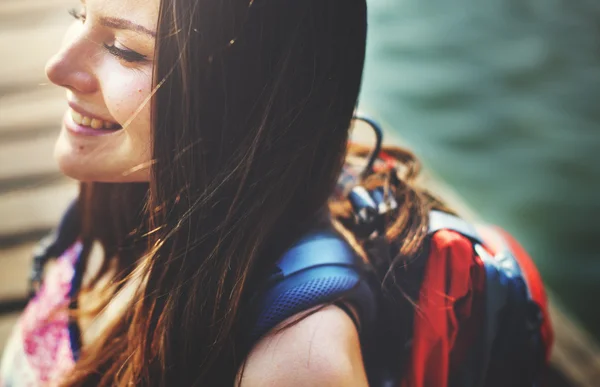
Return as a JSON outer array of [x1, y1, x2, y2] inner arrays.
[[68, 8, 147, 64], [103, 43, 147, 63]]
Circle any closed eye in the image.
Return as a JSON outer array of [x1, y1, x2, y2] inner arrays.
[[103, 43, 147, 63]]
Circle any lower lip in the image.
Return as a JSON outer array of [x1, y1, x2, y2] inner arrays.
[[64, 112, 121, 137]]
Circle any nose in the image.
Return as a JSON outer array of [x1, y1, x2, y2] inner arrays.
[[45, 31, 99, 94]]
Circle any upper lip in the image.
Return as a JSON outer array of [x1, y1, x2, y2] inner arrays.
[[68, 101, 118, 124]]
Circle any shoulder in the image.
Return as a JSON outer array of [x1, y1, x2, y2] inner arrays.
[[237, 305, 369, 387]]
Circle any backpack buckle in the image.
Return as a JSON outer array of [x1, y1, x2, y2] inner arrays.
[[348, 186, 397, 240]]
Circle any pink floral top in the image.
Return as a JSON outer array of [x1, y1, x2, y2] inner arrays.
[[0, 242, 83, 387]]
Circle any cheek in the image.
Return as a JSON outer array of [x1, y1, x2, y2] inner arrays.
[[104, 71, 153, 139]]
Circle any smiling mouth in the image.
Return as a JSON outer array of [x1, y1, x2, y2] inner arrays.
[[70, 108, 123, 131]]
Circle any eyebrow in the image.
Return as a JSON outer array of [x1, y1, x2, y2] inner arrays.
[[100, 16, 156, 38]]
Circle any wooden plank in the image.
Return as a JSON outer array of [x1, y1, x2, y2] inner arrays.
[[0, 0, 77, 357], [0, 132, 60, 181], [0, 0, 76, 18], [0, 23, 69, 91], [0, 181, 78, 241], [0, 243, 35, 301], [0, 313, 19, 355], [0, 86, 65, 136]]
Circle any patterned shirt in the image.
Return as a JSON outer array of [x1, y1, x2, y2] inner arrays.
[[0, 243, 82, 387]]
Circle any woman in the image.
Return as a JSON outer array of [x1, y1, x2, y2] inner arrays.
[[0, 0, 552, 386]]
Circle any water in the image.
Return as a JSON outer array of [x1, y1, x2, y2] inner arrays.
[[359, 0, 600, 338]]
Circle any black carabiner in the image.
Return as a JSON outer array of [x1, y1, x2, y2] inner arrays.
[[351, 113, 384, 178]]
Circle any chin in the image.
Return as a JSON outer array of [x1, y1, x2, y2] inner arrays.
[[53, 130, 151, 183], [54, 153, 106, 182]]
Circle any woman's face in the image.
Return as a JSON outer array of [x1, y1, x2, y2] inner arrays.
[[46, 0, 159, 182]]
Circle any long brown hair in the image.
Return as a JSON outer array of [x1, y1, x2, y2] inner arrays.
[[61, 0, 443, 386]]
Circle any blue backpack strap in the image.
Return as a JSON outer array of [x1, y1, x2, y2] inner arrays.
[[247, 229, 378, 346]]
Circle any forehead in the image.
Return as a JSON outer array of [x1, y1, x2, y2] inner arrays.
[[86, 0, 160, 27]]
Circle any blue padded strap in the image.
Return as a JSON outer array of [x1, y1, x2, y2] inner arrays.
[[274, 231, 363, 277], [248, 230, 377, 345]]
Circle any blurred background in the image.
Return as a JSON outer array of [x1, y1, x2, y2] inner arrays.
[[0, 0, 599, 385]]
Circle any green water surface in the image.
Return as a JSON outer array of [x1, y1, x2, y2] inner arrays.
[[359, 0, 600, 338]]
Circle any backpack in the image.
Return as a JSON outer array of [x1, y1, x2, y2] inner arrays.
[[243, 211, 552, 387], [244, 115, 553, 386], [30, 116, 553, 387]]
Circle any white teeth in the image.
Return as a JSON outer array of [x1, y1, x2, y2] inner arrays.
[[70, 108, 119, 130]]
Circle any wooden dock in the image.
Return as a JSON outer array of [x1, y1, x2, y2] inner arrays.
[[0, 1, 598, 385], [0, 0, 79, 354]]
